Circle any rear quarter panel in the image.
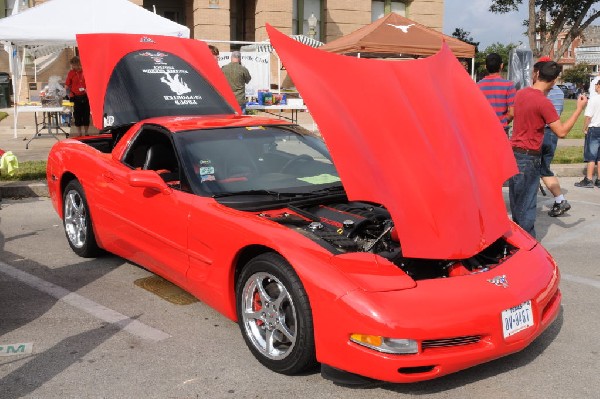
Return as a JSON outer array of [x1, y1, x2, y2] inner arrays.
[[46, 130, 138, 248]]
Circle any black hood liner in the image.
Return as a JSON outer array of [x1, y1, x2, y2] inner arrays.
[[104, 50, 235, 126]]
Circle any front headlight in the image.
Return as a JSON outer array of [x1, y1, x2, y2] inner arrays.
[[350, 333, 418, 354]]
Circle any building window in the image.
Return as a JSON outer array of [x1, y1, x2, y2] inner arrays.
[[143, 0, 185, 25], [293, 0, 322, 41], [372, 1, 406, 22]]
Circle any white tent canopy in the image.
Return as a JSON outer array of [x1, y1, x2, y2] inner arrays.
[[0, 0, 190, 138], [0, 0, 189, 46]]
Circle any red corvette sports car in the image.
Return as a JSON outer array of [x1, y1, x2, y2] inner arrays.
[[47, 28, 561, 384]]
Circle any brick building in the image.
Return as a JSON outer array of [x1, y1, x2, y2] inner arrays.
[[575, 26, 600, 75], [1, 0, 444, 101]]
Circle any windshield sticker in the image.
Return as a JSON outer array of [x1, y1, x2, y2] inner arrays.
[[200, 174, 216, 182], [297, 174, 341, 184], [199, 166, 215, 175]]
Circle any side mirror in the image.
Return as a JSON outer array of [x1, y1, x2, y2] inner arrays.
[[128, 170, 172, 195]]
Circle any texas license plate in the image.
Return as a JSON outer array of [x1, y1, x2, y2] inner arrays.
[[502, 300, 534, 338]]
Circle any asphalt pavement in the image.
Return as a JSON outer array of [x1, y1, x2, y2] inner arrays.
[[0, 180, 599, 398]]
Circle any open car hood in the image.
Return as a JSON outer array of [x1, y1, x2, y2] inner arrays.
[[267, 25, 518, 259], [76, 33, 240, 129]]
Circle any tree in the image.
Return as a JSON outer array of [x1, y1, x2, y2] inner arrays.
[[451, 28, 480, 51], [475, 42, 519, 79], [490, 0, 600, 60], [561, 63, 593, 87]]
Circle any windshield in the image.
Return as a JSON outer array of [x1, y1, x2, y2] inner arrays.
[[175, 125, 341, 197]]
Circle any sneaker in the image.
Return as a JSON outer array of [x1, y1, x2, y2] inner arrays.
[[595, 178, 600, 188], [575, 177, 594, 188], [548, 200, 571, 217]]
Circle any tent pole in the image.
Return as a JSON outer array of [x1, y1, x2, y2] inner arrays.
[[471, 58, 475, 81], [6, 43, 18, 138], [13, 46, 27, 138]]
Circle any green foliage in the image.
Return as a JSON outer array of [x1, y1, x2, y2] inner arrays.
[[475, 42, 519, 79], [562, 63, 593, 87], [560, 99, 586, 139], [489, 0, 600, 59], [451, 28, 479, 51], [553, 147, 584, 164], [0, 161, 47, 181]]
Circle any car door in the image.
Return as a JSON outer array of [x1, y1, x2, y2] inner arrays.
[[97, 126, 191, 285]]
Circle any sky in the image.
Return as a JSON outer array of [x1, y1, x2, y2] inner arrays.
[[443, 0, 530, 50]]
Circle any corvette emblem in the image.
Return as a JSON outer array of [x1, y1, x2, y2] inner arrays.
[[487, 275, 508, 288]]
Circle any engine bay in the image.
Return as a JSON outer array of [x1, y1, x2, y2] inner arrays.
[[259, 201, 517, 281]]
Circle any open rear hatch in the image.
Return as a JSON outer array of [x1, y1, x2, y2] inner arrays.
[[76, 33, 240, 129]]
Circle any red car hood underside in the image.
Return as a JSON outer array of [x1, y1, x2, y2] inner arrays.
[[267, 25, 518, 259], [76, 33, 241, 129]]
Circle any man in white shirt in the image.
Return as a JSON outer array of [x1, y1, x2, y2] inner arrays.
[[575, 80, 600, 187]]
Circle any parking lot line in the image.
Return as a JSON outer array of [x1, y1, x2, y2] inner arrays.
[[562, 274, 600, 289], [0, 261, 171, 342]]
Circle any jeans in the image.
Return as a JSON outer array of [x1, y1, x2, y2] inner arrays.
[[583, 127, 600, 162], [509, 152, 541, 238], [540, 127, 558, 177]]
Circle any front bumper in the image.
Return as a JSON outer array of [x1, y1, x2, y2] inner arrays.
[[313, 243, 561, 383]]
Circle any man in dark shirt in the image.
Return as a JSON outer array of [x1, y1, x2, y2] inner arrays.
[[509, 61, 587, 237], [222, 51, 251, 114]]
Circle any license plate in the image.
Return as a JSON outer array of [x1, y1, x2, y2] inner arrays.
[[502, 300, 534, 338]]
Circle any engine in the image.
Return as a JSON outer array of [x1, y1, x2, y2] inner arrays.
[[262, 201, 517, 281]]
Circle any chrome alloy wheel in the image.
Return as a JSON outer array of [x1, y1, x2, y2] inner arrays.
[[241, 272, 298, 360], [64, 189, 88, 248]]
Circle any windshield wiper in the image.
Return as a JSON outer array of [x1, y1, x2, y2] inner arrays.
[[307, 185, 346, 195]]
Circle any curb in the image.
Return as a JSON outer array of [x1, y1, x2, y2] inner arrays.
[[0, 181, 49, 198], [550, 163, 587, 177], [0, 163, 589, 200]]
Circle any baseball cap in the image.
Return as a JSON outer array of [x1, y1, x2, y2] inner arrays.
[[537, 56, 552, 62]]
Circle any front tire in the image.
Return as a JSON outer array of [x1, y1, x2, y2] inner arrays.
[[63, 179, 100, 257], [236, 253, 317, 375]]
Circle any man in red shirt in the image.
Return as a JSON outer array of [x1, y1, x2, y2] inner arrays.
[[509, 61, 587, 237], [65, 56, 90, 136]]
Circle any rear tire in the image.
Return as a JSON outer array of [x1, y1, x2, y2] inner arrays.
[[236, 253, 317, 375], [63, 179, 100, 257]]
